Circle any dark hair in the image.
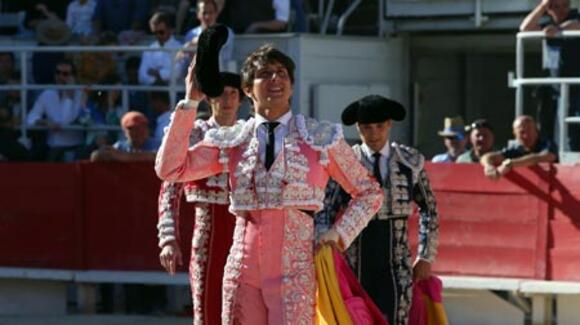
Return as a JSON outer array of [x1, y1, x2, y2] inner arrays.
[[241, 44, 295, 90], [0, 52, 15, 62], [466, 119, 493, 133], [149, 10, 174, 29], [125, 56, 141, 70], [197, 0, 218, 11], [149, 90, 170, 104]]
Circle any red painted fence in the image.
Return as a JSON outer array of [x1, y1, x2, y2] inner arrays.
[[0, 162, 579, 281]]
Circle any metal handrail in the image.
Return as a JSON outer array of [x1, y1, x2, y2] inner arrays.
[[0, 45, 192, 144], [337, 0, 362, 36], [512, 30, 580, 158]]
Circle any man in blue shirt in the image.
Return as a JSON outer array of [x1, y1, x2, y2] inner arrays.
[[481, 115, 557, 179]]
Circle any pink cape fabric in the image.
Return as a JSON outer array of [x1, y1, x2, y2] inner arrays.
[[409, 276, 448, 325], [332, 249, 388, 325]]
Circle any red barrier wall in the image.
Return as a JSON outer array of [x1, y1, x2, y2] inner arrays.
[[0, 162, 579, 281]]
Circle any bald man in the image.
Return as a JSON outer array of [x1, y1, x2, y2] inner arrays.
[[481, 115, 557, 180]]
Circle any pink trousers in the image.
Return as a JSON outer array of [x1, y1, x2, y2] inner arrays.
[[233, 209, 288, 325]]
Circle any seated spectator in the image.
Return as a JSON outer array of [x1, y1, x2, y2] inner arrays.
[[520, 0, 580, 151], [481, 115, 558, 180], [92, 0, 149, 34], [149, 90, 171, 146], [138, 11, 182, 85], [220, 0, 289, 33], [178, 0, 233, 72], [90, 111, 158, 162], [432, 116, 467, 163], [66, 0, 97, 37], [26, 60, 84, 162], [457, 119, 495, 163]]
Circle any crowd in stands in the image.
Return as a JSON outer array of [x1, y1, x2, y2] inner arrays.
[[0, 0, 308, 163]]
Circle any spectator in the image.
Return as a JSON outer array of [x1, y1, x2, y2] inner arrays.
[[432, 116, 467, 163], [520, 0, 580, 150], [149, 90, 171, 146], [26, 60, 84, 162], [457, 119, 495, 163], [92, 0, 149, 34], [32, 19, 71, 85], [220, 0, 290, 33], [179, 0, 234, 71], [66, 0, 97, 37], [74, 31, 118, 84], [481, 115, 558, 180], [138, 11, 182, 85], [90, 111, 158, 162], [19, 1, 68, 34], [0, 52, 30, 161]]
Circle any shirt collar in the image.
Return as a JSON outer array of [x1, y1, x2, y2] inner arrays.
[[254, 110, 293, 131], [361, 141, 390, 160]]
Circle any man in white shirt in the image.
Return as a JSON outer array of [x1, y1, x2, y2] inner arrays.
[[66, 0, 97, 36], [27, 60, 84, 161], [138, 11, 182, 85]]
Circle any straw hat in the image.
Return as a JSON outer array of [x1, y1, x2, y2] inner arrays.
[[36, 19, 71, 45], [437, 116, 466, 139]]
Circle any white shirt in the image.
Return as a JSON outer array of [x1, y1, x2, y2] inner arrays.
[[273, 0, 290, 22], [154, 110, 172, 145], [26, 90, 84, 148], [360, 141, 390, 181], [254, 110, 292, 166], [138, 36, 182, 85], [66, 0, 97, 36]]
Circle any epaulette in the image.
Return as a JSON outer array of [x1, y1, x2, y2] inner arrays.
[[392, 142, 424, 172], [295, 114, 343, 151]]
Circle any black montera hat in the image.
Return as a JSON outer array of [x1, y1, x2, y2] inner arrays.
[[341, 95, 406, 126], [220, 72, 242, 96], [195, 24, 229, 98]]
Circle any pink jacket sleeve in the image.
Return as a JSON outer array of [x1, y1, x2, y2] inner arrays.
[[155, 107, 224, 182], [157, 181, 184, 248], [325, 139, 383, 249]]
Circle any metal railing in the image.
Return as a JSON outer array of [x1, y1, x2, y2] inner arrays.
[[509, 30, 580, 162], [0, 44, 191, 144]]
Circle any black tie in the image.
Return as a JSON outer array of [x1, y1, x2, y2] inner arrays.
[[372, 152, 383, 187], [264, 122, 280, 170]]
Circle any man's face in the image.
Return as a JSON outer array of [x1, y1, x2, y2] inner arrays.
[[0, 54, 14, 79], [470, 127, 494, 155], [151, 22, 171, 44], [125, 124, 149, 148], [54, 63, 74, 85], [443, 135, 467, 156], [247, 61, 293, 112], [210, 86, 241, 117], [197, 2, 217, 28], [548, 0, 571, 23], [356, 120, 392, 153], [513, 120, 538, 149]]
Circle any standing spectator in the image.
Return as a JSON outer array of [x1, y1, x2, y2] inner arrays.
[[481, 115, 558, 180], [149, 90, 171, 146], [220, 0, 289, 33], [432, 116, 467, 163], [66, 0, 97, 37], [520, 0, 580, 150], [90, 111, 158, 162], [138, 11, 182, 85], [180, 0, 233, 71], [26, 60, 84, 162], [457, 119, 495, 163], [92, 0, 149, 34]]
